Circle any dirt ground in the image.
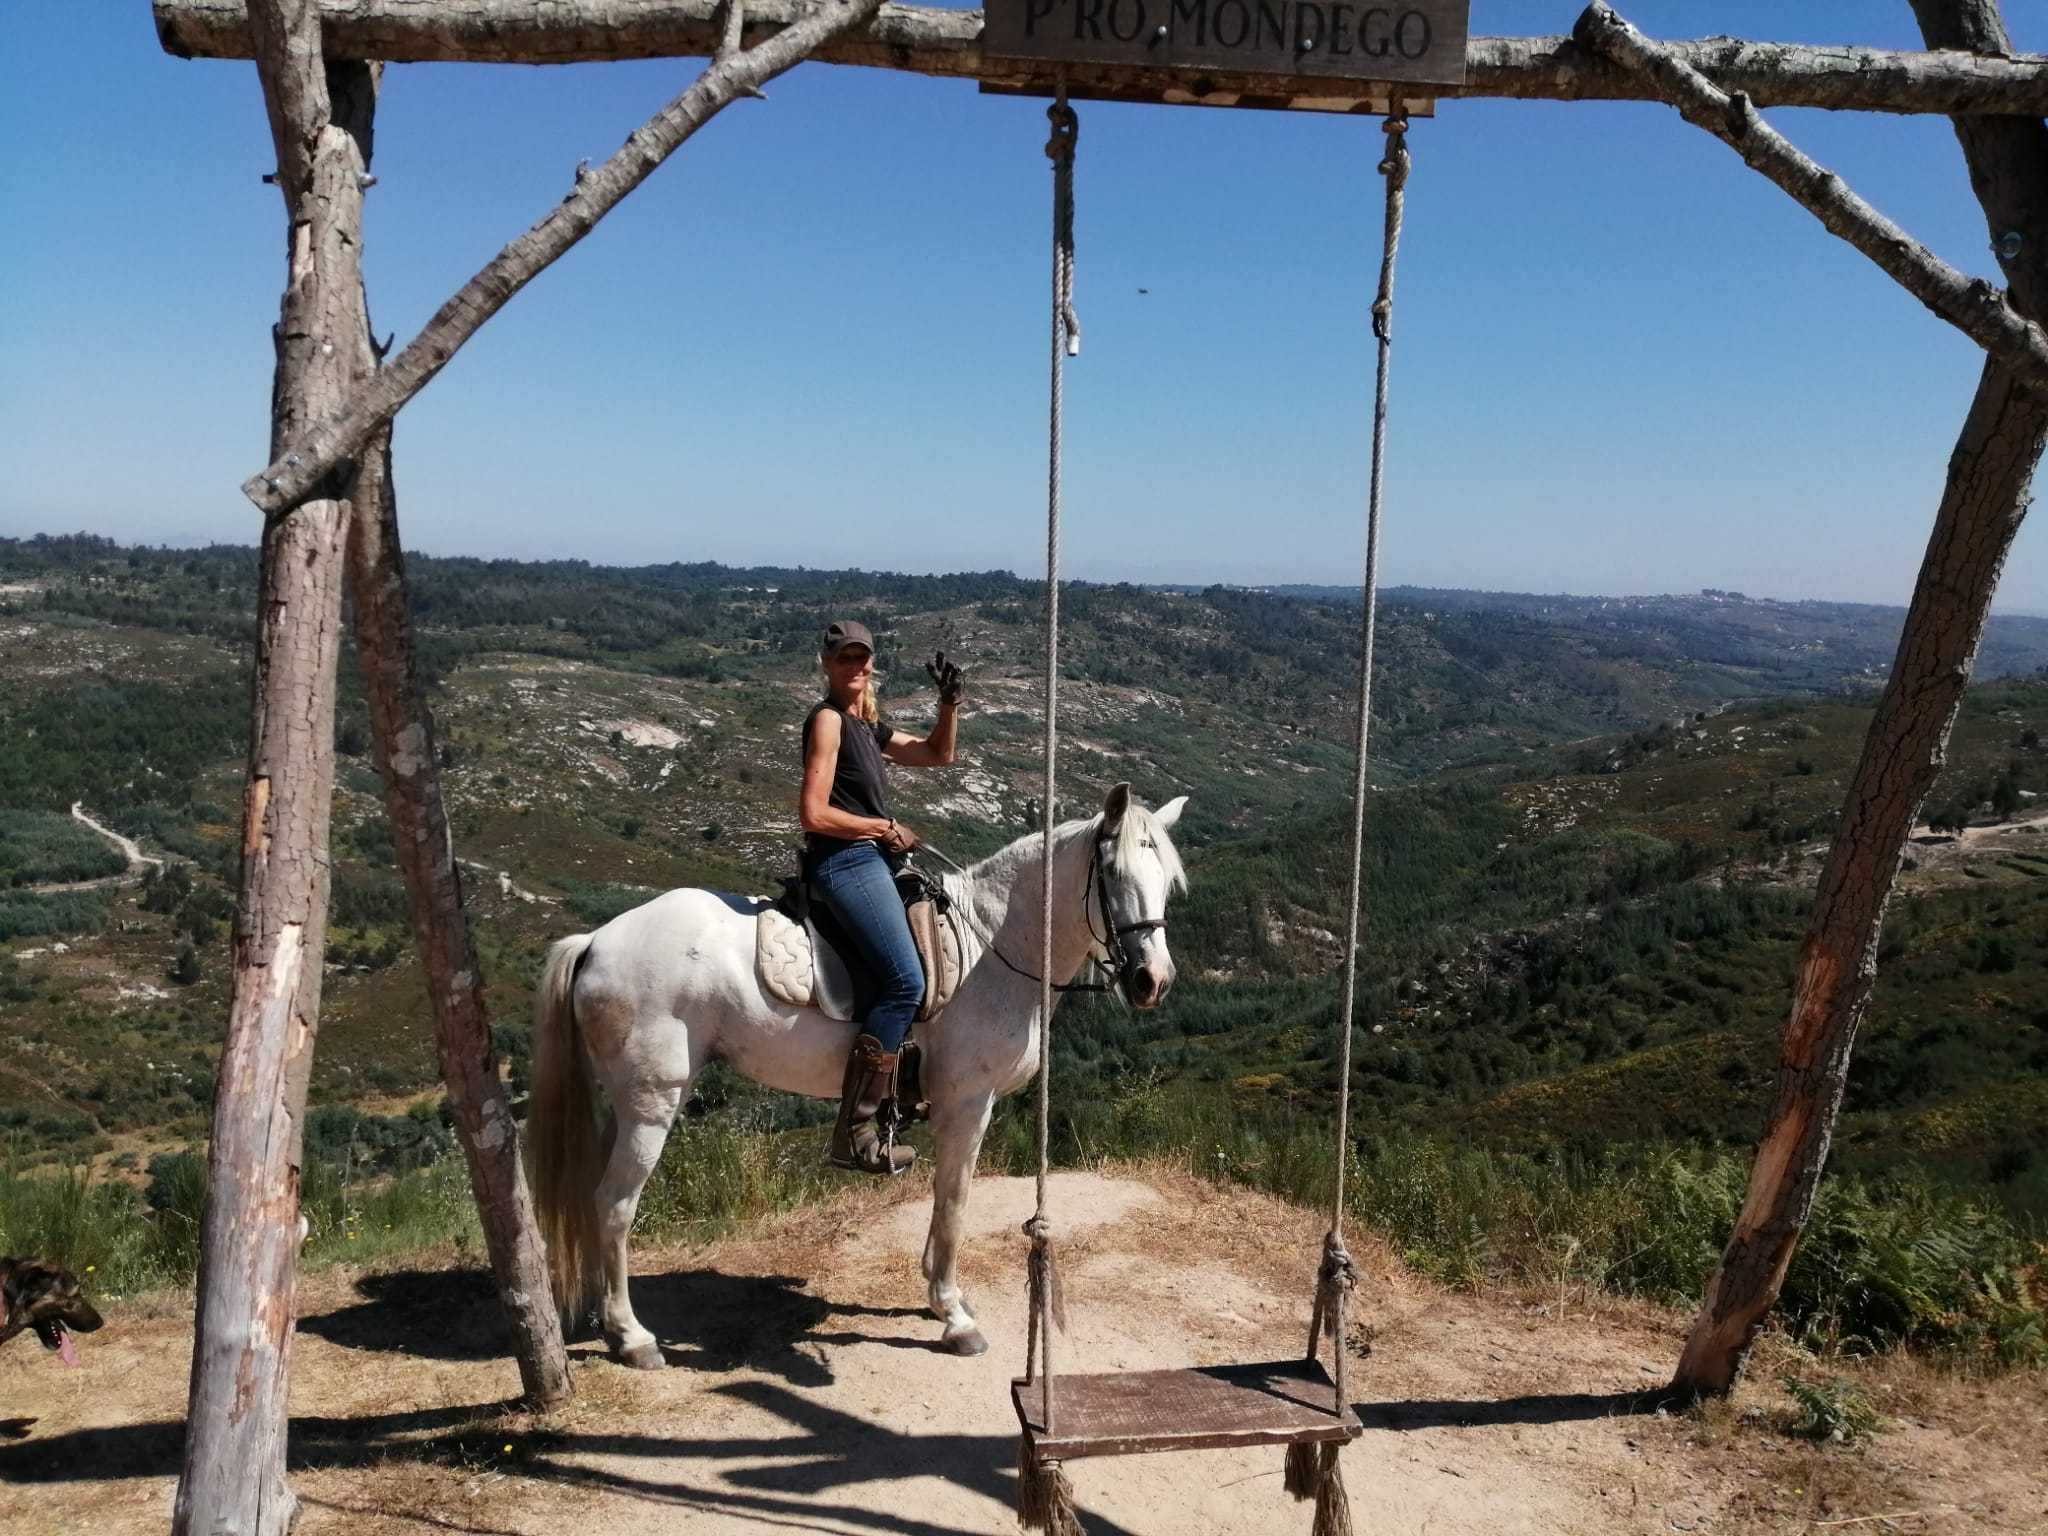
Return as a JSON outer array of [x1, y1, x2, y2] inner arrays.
[[2, 1170, 2043, 1535]]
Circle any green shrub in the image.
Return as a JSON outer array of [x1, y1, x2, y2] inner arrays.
[[1782, 1375, 1882, 1443], [0, 888, 107, 940], [0, 809, 125, 886], [0, 1155, 201, 1295]]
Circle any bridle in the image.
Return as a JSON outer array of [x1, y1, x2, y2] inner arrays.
[[918, 834, 1169, 1002], [1082, 835, 1169, 986]]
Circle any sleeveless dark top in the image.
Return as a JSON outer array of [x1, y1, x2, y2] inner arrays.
[[803, 700, 894, 856]]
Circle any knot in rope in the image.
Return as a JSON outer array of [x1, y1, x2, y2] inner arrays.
[[1371, 109, 1410, 342], [1312, 1233, 1357, 1347], [1024, 1218, 1069, 1348], [1377, 108, 1411, 185], [1318, 1231, 1358, 1296], [1044, 99, 1079, 165], [1047, 93, 1081, 358]]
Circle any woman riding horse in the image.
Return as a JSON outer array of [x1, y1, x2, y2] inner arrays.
[[800, 619, 966, 1175]]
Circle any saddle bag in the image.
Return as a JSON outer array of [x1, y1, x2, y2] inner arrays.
[[900, 873, 964, 1024]]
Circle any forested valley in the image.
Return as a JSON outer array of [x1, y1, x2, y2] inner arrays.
[[3, 533, 2044, 1366]]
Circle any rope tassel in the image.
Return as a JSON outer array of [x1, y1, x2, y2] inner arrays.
[[1282, 1441, 1352, 1534], [1311, 1443, 1353, 1536], [1283, 1439, 1321, 1501], [1018, 1444, 1085, 1534]]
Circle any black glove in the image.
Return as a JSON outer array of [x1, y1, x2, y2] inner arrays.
[[926, 651, 966, 707]]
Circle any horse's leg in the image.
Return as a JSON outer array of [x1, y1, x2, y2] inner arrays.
[[921, 1089, 996, 1357], [595, 1082, 684, 1369]]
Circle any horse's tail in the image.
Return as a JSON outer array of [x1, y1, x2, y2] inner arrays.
[[529, 932, 604, 1325]]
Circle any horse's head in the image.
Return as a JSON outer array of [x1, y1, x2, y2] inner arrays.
[[1092, 783, 1188, 1011]]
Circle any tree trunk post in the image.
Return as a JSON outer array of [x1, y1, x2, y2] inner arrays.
[[174, 5, 376, 1531], [345, 431, 573, 1406], [1672, 0, 2048, 1398]]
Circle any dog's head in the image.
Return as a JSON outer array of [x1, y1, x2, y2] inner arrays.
[[1, 1257, 104, 1362]]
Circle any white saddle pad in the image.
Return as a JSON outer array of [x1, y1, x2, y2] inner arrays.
[[755, 906, 857, 1020]]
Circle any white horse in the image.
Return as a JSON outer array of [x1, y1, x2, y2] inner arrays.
[[528, 783, 1188, 1366]]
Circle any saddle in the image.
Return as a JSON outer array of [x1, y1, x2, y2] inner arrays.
[[755, 860, 965, 1027]]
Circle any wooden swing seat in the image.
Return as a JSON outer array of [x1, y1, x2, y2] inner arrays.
[[1011, 1358, 1363, 1461]]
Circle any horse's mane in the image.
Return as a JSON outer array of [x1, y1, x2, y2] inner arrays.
[[1104, 801, 1187, 893]]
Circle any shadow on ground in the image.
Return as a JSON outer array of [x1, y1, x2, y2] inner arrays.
[[297, 1266, 930, 1387], [0, 1373, 1675, 1536], [1361, 1388, 1681, 1430], [0, 1378, 1142, 1536]]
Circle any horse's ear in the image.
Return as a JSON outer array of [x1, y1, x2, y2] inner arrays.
[[1101, 782, 1132, 830], [1154, 795, 1188, 830]]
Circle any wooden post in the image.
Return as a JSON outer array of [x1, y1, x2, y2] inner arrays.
[[1672, 0, 2048, 1397], [173, 5, 374, 1531], [345, 430, 572, 1406]]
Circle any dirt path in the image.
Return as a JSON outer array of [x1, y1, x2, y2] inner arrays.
[[2, 1172, 2042, 1535], [70, 802, 160, 875], [15, 803, 164, 895], [457, 857, 553, 905]]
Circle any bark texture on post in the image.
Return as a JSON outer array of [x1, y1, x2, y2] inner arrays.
[[345, 433, 571, 1406], [1673, 0, 2048, 1398], [174, 6, 376, 1532], [153, 0, 2048, 116], [241, 0, 882, 515]]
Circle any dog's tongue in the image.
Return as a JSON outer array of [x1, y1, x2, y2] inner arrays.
[[56, 1331, 79, 1368]]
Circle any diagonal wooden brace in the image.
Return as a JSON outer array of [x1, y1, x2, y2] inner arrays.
[[241, 0, 881, 516], [1574, 2, 2048, 396]]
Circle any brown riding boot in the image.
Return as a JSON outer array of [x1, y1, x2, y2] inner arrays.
[[827, 1034, 916, 1176]]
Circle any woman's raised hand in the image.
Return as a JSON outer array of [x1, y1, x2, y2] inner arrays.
[[926, 651, 966, 707]]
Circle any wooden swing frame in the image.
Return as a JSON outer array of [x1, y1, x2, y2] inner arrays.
[[148, 2, 2048, 1531]]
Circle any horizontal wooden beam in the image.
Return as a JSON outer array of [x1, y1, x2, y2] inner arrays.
[[155, 0, 2048, 116]]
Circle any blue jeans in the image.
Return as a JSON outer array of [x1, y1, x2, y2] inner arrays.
[[809, 841, 922, 1053]]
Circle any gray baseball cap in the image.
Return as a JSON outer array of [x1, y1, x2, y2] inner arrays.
[[820, 619, 875, 657]]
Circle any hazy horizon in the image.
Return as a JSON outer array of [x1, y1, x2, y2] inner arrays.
[[14, 523, 2048, 619]]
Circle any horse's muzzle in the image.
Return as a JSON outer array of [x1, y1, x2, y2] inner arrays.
[[1125, 962, 1173, 1010]]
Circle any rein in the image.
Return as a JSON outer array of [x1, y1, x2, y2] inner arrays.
[[916, 836, 1165, 997]]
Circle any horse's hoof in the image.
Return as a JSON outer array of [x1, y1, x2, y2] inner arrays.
[[943, 1328, 990, 1358], [618, 1342, 665, 1370]]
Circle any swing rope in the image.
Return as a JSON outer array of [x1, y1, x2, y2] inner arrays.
[[1019, 99, 1413, 1536], [1018, 79, 1084, 1536], [1281, 104, 1410, 1536]]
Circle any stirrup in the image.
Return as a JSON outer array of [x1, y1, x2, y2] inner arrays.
[[829, 1121, 915, 1176]]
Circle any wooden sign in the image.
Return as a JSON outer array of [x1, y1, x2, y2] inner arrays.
[[981, 0, 1469, 88]]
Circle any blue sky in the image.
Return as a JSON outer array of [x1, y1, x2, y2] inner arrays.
[[5, 3, 2048, 606]]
